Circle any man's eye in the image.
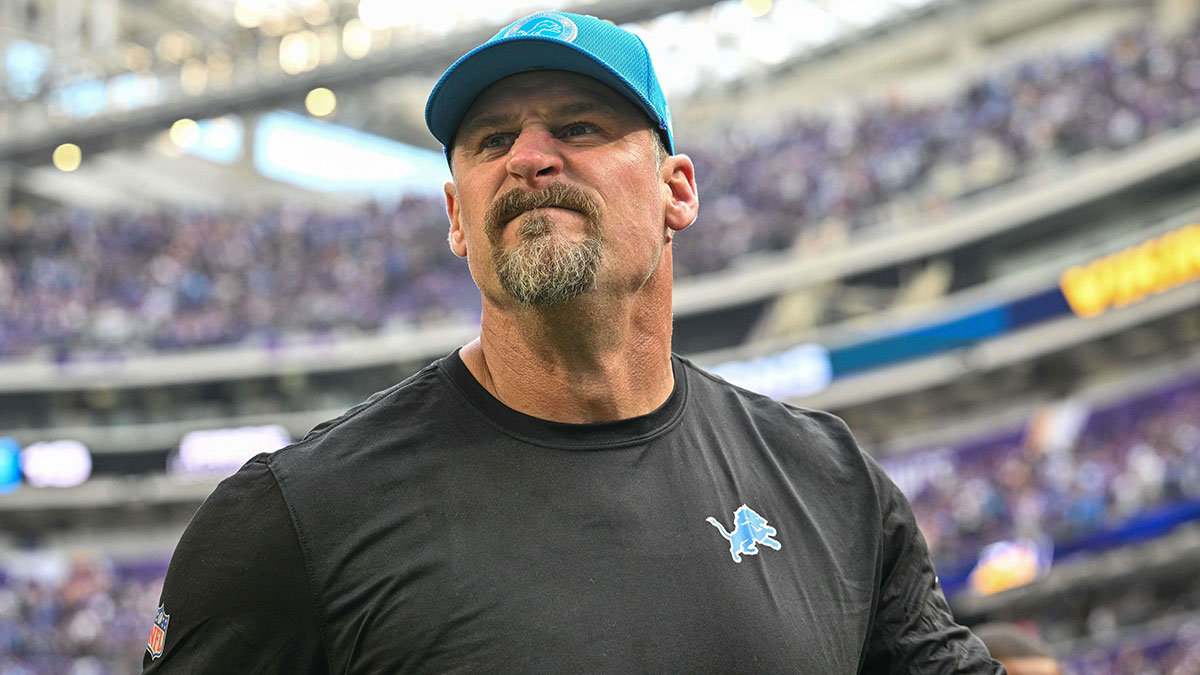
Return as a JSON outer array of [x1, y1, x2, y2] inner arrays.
[[480, 134, 513, 149], [561, 123, 596, 138]]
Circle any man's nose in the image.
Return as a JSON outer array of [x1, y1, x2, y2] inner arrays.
[[506, 128, 563, 183]]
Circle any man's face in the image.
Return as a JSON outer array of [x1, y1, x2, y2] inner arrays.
[[443, 71, 679, 310]]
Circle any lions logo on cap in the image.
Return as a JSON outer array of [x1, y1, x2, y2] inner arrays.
[[504, 11, 579, 42]]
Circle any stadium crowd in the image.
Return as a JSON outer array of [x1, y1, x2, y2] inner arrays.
[[972, 568, 1200, 674], [1054, 572, 1200, 675], [0, 554, 162, 674], [3, 20, 1200, 359], [1063, 618, 1200, 675], [892, 374, 1200, 573]]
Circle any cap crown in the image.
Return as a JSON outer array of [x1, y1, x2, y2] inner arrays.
[[425, 11, 674, 156]]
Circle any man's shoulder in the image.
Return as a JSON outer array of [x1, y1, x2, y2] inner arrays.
[[679, 355, 860, 451], [264, 358, 456, 475], [310, 360, 451, 438]]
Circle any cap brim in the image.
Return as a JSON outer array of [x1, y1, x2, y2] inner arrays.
[[425, 36, 664, 153]]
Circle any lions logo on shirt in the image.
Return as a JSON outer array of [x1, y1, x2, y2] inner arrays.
[[503, 11, 579, 42], [707, 504, 781, 563], [147, 605, 169, 659]]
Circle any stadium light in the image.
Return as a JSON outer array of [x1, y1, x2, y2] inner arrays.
[[254, 110, 448, 196], [181, 58, 208, 95], [20, 440, 92, 488], [156, 31, 193, 63], [825, 0, 899, 28], [305, 87, 337, 116], [233, 0, 266, 28], [280, 30, 321, 75], [175, 116, 244, 164], [302, 1, 331, 26], [766, 0, 840, 47], [343, 19, 372, 60], [52, 143, 82, 171], [172, 425, 292, 477], [708, 344, 832, 399], [0, 439, 18, 494], [357, 0, 403, 30], [121, 44, 153, 73], [5, 41, 50, 101], [735, 13, 794, 65], [169, 118, 200, 148], [742, 0, 773, 17]]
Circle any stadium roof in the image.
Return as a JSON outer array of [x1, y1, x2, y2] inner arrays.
[[0, 0, 948, 164]]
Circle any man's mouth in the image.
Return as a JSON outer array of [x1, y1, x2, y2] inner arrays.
[[501, 205, 581, 233], [484, 184, 601, 240], [511, 204, 574, 220]]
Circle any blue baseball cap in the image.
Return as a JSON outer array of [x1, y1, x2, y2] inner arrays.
[[425, 10, 674, 157]]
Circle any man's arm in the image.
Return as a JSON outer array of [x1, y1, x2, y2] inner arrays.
[[860, 457, 1005, 674], [142, 457, 328, 673]]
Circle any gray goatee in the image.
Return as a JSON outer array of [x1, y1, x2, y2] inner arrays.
[[485, 184, 604, 307]]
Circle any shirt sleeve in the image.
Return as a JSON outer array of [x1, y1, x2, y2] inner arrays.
[[142, 456, 329, 674], [860, 457, 1005, 675]]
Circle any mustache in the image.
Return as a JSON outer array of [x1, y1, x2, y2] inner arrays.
[[484, 183, 602, 236]]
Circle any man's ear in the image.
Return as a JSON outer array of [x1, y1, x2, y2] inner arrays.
[[662, 154, 699, 235], [445, 180, 468, 258]]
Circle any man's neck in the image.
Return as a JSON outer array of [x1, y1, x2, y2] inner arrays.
[[460, 286, 675, 424]]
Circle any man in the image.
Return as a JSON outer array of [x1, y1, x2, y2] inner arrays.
[[144, 10, 1003, 673]]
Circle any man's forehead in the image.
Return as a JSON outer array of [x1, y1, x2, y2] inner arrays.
[[457, 71, 642, 133]]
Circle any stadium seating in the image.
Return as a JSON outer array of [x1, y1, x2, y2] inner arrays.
[[885, 372, 1200, 593], [4, 20, 1200, 360]]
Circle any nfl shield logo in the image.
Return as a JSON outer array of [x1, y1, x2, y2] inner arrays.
[[147, 605, 169, 659]]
